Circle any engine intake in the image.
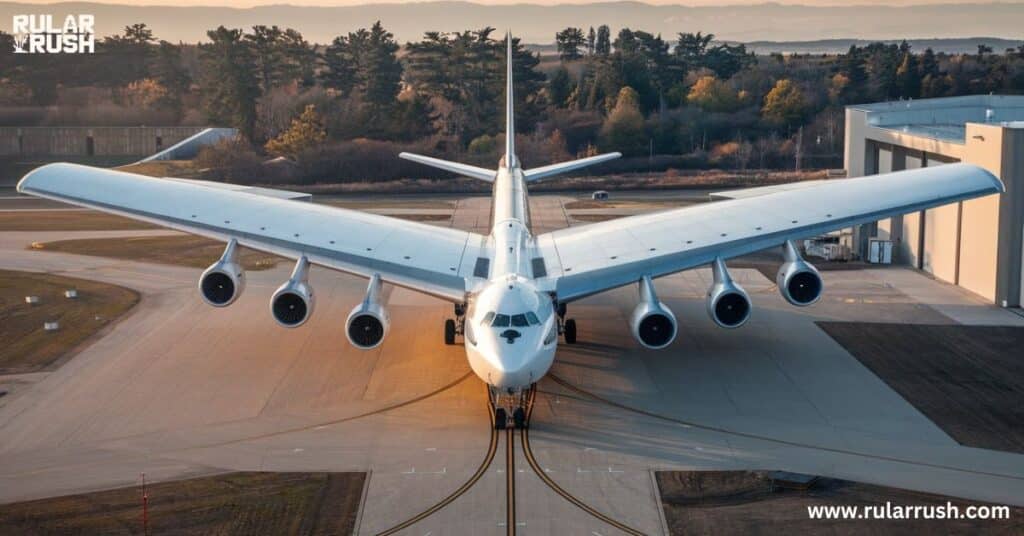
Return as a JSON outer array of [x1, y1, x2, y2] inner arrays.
[[346, 274, 390, 349], [776, 241, 823, 306], [630, 275, 677, 349], [199, 239, 245, 307], [271, 256, 315, 328], [706, 257, 751, 329]]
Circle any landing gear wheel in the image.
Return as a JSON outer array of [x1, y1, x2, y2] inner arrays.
[[563, 318, 577, 344], [512, 407, 526, 429], [444, 319, 456, 345], [494, 408, 508, 430]]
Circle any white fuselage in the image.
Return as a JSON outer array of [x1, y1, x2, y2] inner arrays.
[[464, 162, 558, 393]]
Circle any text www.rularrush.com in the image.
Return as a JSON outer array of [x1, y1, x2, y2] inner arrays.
[[807, 502, 1011, 520]]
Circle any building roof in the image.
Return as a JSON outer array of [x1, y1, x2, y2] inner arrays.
[[848, 95, 1024, 144]]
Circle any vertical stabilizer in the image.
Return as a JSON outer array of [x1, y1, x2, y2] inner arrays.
[[504, 32, 517, 169]]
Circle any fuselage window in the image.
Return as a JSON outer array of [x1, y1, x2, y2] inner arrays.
[[525, 312, 540, 325], [492, 314, 510, 327], [511, 314, 529, 327], [483, 311, 496, 325]]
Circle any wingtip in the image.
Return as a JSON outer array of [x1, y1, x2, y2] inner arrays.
[[16, 162, 69, 193]]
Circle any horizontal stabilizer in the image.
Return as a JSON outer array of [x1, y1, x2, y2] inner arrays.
[[523, 152, 621, 182], [399, 152, 495, 182]]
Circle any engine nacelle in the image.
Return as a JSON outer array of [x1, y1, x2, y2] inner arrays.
[[630, 275, 677, 349], [706, 258, 751, 329], [199, 239, 245, 307], [271, 256, 315, 328], [346, 274, 390, 349], [776, 241, 823, 306]]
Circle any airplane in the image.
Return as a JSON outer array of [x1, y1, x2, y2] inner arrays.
[[17, 34, 1004, 429]]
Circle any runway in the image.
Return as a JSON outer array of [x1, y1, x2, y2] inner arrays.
[[1, 193, 1023, 534]]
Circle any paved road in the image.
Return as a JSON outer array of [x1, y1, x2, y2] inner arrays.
[[1, 197, 1023, 535]]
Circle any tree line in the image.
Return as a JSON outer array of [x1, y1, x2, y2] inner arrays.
[[1, 22, 1023, 181]]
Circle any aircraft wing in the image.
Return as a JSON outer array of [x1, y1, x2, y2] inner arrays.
[[18, 163, 485, 302], [536, 164, 1003, 302]]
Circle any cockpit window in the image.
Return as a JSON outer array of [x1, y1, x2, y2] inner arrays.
[[485, 310, 545, 328]]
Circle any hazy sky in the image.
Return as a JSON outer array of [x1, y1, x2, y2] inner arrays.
[[10, 0, 1020, 6]]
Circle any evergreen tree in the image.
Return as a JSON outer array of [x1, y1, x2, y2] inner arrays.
[[587, 27, 596, 56], [555, 27, 586, 61], [200, 26, 261, 140], [595, 25, 611, 56], [896, 52, 921, 98]]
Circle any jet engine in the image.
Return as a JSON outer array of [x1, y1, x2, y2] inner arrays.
[[776, 240, 823, 306], [630, 275, 677, 349], [199, 238, 245, 307], [346, 274, 390, 349], [706, 257, 751, 328], [271, 256, 315, 328]]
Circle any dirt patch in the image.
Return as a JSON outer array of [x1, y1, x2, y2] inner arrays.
[[0, 472, 366, 535], [817, 322, 1024, 453], [32, 235, 282, 271], [564, 199, 697, 210], [320, 199, 456, 210], [0, 270, 139, 373], [0, 210, 156, 231], [657, 470, 1023, 534], [570, 214, 624, 223]]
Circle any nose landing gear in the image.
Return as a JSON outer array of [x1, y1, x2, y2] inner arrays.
[[556, 302, 577, 344], [490, 386, 533, 430], [444, 303, 466, 345]]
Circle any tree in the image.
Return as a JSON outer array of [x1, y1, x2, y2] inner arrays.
[[595, 25, 611, 56], [200, 26, 261, 140], [587, 27, 596, 56], [762, 79, 809, 130], [265, 104, 327, 158], [548, 66, 573, 107], [321, 21, 402, 110], [600, 86, 646, 155], [361, 22, 403, 110], [687, 76, 740, 112], [896, 52, 921, 98], [246, 25, 286, 92], [555, 27, 586, 61], [98, 23, 157, 89]]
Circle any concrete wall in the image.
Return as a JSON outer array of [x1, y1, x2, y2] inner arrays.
[[0, 127, 209, 157]]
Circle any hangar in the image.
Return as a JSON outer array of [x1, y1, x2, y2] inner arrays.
[[845, 95, 1024, 308]]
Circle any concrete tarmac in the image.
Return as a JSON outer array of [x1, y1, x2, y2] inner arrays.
[[1, 195, 1023, 535]]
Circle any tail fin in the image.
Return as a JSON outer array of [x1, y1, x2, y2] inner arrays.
[[398, 152, 496, 182], [522, 152, 622, 182], [503, 32, 517, 169]]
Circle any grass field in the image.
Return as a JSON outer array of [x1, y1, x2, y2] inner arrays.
[[0, 270, 139, 374], [0, 472, 366, 535], [0, 211, 156, 231], [32, 235, 283, 271]]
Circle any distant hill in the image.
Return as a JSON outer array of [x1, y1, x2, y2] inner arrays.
[[2, 1, 1024, 44], [739, 37, 1023, 55]]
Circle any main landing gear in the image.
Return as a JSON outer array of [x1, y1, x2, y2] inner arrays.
[[491, 386, 532, 430], [556, 302, 577, 344], [445, 304, 466, 345]]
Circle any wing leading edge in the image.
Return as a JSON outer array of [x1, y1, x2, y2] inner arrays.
[[18, 163, 486, 302], [538, 163, 1003, 302]]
